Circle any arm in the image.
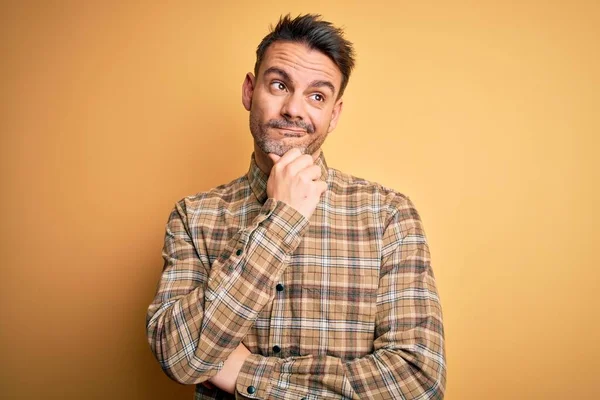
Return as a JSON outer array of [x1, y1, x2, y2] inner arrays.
[[146, 150, 326, 385], [233, 199, 446, 399], [146, 197, 309, 384]]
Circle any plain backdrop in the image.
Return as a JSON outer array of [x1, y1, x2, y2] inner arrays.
[[1, 1, 598, 399]]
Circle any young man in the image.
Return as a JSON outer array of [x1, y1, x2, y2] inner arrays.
[[147, 14, 446, 399]]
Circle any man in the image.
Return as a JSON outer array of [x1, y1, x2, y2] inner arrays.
[[147, 14, 446, 399]]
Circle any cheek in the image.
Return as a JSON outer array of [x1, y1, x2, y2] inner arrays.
[[308, 109, 331, 132], [253, 92, 283, 119]]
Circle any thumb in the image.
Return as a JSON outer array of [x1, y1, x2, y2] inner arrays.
[[268, 153, 281, 163]]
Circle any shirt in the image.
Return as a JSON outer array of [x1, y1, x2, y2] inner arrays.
[[146, 153, 446, 400]]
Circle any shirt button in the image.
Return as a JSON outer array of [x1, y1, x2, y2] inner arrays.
[[247, 386, 256, 394], [272, 345, 281, 353], [276, 283, 284, 292], [236, 249, 243, 256]]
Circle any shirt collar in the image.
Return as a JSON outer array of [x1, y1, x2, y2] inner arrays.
[[247, 151, 330, 204]]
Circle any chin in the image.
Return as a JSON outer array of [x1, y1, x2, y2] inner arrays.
[[258, 141, 309, 157]]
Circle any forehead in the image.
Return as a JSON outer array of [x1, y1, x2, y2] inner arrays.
[[258, 41, 342, 90]]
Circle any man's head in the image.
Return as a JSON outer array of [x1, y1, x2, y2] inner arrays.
[[242, 14, 355, 159], [255, 14, 355, 100]]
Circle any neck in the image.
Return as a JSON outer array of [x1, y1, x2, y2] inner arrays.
[[253, 143, 321, 175]]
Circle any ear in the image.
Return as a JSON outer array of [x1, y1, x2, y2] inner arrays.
[[327, 99, 344, 133], [242, 73, 255, 111]]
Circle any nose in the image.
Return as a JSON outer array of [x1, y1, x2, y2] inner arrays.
[[280, 92, 305, 121]]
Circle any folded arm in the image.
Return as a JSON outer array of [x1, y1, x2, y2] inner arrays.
[[233, 200, 446, 399], [146, 198, 309, 384]]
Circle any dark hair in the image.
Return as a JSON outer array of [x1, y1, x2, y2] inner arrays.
[[254, 14, 356, 98]]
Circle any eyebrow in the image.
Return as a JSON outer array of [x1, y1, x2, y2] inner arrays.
[[308, 80, 336, 96], [263, 67, 292, 83], [263, 67, 337, 96]]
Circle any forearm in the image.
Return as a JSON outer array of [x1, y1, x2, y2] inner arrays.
[[235, 342, 445, 400], [235, 203, 446, 399], [146, 199, 309, 384]]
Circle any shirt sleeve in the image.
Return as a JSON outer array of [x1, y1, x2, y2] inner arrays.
[[234, 199, 446, 400], [146, 197, 309, 384]]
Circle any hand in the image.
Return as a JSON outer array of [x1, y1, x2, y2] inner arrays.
[[267, 148, 328, 220], [208, 343, 251, 394]]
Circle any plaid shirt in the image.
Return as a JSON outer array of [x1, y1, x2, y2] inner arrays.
[[146, 153, 446, 399]]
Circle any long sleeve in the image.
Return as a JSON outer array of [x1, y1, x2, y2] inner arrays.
[[146, 197, 309, 384], [234, 199, 446, 399]]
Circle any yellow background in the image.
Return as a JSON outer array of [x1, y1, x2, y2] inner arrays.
[[1, 1, 598, 399]]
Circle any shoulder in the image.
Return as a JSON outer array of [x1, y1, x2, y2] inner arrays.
[[327, 167, 420, 223], [173, 175, 249, 217]]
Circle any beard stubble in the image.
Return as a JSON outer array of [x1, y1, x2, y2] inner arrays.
[[249, 111, 328, 157]]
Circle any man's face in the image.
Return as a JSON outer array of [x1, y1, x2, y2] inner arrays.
[[242, 41, 344, 157]]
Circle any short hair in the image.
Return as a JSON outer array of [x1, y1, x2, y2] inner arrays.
[[254, 14, 356, 98]]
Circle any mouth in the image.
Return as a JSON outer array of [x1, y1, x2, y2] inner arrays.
[[275, 128, 307, 137]]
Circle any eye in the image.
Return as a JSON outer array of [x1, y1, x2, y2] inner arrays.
[[271, 81, 287, 92], [310, 93, 325, 102]]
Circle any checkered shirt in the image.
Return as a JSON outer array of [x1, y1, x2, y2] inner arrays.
[[146, 153, 446, 399]]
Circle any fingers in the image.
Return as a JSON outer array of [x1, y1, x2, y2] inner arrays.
[[299, 165, 327, 196], [299, 164, 322, 181], [285, 155, 314, 177], [316, 180, 328, 194], [272, 148, 303, 169], [270, 149, 314, 177]]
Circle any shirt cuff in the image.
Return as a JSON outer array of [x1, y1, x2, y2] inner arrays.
[[235, 354, 276, 399], [257, 198, 310, 254]]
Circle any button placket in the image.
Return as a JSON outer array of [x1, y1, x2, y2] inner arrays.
[[270, 279, 286, 357]]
